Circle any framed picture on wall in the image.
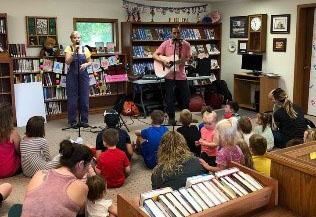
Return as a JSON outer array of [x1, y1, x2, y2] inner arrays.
[[238, 40, 248, 54], [26, 16, 58, 47], [230, 16, 248, 38], [271, 14, 290, 34], [273, 38, 287, 52]]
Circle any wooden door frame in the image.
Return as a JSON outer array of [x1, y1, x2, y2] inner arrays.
[[293, 4, 316, 113]]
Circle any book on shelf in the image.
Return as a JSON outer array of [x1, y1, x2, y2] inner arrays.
[[0, 19, 6, 34], [206, 44, 220, 55], [60, 75, 66, 88], [9, 44, 26, 57], [92, 59, 101, 72], [89, 74, 97, 86], [100, 57, 109, 69], [53, 61, 63, 74], [204, 29, 215, 40], [143, 199, 166, 217], [186, 174, 214, 188], [106, 42, 115, 53], [42, 59, 53, 72], [95, 42, 105, 54]]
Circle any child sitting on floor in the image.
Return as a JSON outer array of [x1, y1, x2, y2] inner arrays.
[[135, 110, 168, 169], [235, 139, 253, 169], [20, 116, 61, 177], [198, 111, 218, 166], [253, 112, 274, 151], [200, 119, 245, 172], [238, 116, 254, 145], [198, 106, 213, 130], [96, 128, 130, 188], [224, 101, 240, 119], [95, 109, 133, 160], [249, 134, 271, 177], [177, 109, 201, 156], [86, 175, 117, 217]]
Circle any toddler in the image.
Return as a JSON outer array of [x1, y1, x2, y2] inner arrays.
[[253, 113, 274, 151], [86, 175, 117, 217], [224, 101, 240, 119]]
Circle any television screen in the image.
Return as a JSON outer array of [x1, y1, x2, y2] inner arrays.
[[241, 54, 263, 72]]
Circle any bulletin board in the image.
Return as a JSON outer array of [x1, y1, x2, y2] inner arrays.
[[26, 16, 58, 47]]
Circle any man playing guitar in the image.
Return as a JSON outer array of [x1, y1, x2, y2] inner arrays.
[[153, 26, 192, 125]]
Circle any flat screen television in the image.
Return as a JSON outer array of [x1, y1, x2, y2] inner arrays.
[[241, 54, 263, 74]]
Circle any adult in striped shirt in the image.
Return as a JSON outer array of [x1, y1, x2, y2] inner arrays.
[[20, 116, 60, 177]]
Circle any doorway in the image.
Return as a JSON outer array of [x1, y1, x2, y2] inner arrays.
[[293, 4, 315, 114]]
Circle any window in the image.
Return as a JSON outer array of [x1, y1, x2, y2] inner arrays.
[[73, 18, 118, 50]]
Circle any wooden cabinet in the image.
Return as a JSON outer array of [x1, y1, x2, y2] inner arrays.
[[234, 72, 279, 112], [117, 162, 278, 217], [248, 14, 267, 53], [267, 142, 316, 217], [12, 54, 127, 120], [121, 22, 222, 79], [0, 56, 15, 119]]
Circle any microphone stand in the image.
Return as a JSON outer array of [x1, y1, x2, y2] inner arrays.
[[76, 45, 82, 139]]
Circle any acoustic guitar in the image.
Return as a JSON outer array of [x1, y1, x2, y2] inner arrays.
[[154, 55, 180, 78]]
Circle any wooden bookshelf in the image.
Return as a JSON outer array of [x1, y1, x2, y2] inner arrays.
[[12, 54, 127, 120], [121, 22, 222, 80], [0, 13, 8, 54], [117, 162, 278, 217], [0, 55, 15, 121]]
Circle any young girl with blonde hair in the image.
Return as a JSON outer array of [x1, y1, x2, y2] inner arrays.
[[200, 118, 245, 172], [151, 131, 205, 190], [304, 128, 316, 143]]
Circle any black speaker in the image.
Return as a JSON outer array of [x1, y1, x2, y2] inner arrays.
[[104, 109, 119, 128]]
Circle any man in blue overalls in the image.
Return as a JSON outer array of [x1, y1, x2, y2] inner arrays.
[[65, 31, 92, 128]]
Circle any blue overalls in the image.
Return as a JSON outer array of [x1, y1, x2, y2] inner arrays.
[[66, 49, 89, 125]]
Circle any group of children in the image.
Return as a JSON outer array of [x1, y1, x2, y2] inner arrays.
[[1, 99, 316, 216]]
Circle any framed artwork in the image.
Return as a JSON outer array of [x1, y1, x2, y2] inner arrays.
[[238, 40, 248, 55], [230, 16, 248, 38], [273, 38, 287, 52], [26, 16, 58, 47], [271, 14, 290, 34]]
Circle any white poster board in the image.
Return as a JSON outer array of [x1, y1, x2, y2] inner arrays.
[[14, 82, 46, 127], [308, 10, 316, 116]]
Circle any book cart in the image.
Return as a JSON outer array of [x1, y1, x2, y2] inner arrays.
[[117, 162, 278, 217]]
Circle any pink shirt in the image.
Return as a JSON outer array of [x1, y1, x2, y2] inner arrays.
[[200, 126, 217, 156], [216, 145, 244, 168], [0, 140, 20, 178], [156, 39, 191, 80]]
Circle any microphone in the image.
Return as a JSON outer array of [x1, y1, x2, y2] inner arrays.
[[173, 38, 183, 43], [75, 41, 80, 52]]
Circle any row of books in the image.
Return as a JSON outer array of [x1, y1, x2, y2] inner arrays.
[[0, 19, 5, 34], [9, 44, 26, 57], [13, 59, 41, 73], [46, 101, 62, 115], [14, 74, 42, 83], [191, 44, 220, 56], [132, 27, 216, 41], [132, 28, 172, 41], [140, 167, 263, 217], [43, 86, 66, 101], [132, 46, 157, 58], [132, 62, 154, 75]]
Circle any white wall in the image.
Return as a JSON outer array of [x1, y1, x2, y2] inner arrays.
[[211, 0, 316, 100], [1, 0, 210, 56]]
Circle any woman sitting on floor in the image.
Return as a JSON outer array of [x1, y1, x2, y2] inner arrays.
[[20, 116, 61, 177], [21, 140, 94, 217], [151, 131, 206, 190], [271, 88, 307, 148]]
